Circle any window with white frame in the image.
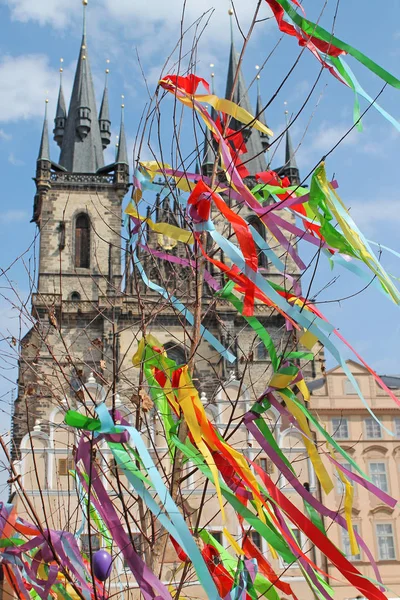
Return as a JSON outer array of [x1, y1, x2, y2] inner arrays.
[[208, 530, 223, 546], [394, 417, 400, 438], [342, 524, 361, 561], [365, 418, 382, 439], [123, 533, 144, 569], [81, 534, 101, 555], [282, 528, 302, 568], [331, 417, 349, 440], [369, 462, 389, 492], [376, 523, 396, 560], [335, 462, 352, 495], [249, 530, 262, 551]]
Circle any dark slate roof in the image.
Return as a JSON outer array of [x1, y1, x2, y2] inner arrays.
[[58, 33, 104, 173], [38, 102, 50, 161], [380, 375, 400, 389], [99, 83, 110, 123], [285, 126, 298, 170], [116, 107, 128, 165], [55, 83, 67, 120], [225, 40, 266, 177]]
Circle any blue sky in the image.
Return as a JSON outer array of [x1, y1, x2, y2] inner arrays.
[[0, 0, 400, 461]]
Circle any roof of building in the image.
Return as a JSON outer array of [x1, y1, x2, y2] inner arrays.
[[225, 31, 266, 176], [58, 27, 105, 173]]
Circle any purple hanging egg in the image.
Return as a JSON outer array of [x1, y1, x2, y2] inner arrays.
[[93, 550, 112, 581]]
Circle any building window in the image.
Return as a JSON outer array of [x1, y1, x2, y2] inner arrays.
[[342, 524, 361, 561], [369, 462, 388, 492], [331, 417, 349, 439], [255, 456, 274, 475], [70, 291, 81, 301], [81, 534, 101, 555], [282, 528, 302, 567], [344, 379, 357, 395], [376, 523, 396, 560], [75, 213, 90, 269], [123, 533, 143, 570], [365, 418, 382, 439], [335, 462, 352, 495], [256, 343, 268, 360], [208, 530, 223, 546], [57, 456, 75, 476], [249, 531, 262, 551], [394, 417, 400, 438], [248, 218, 268, 269]]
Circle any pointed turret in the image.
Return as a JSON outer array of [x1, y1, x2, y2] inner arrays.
[[202, 70, 217, 177], [38, 100, 50, 162], [33, 99, 52, 223], [53, 60, 67, 148], [59, 1, 104, 173], [256, 74, 269, 152], [99, 64, 111, 149], [278, 109, 300, 185], [225, 9, 266, 177], [116, 101, 128, 165], [113, 100, 129, 192]]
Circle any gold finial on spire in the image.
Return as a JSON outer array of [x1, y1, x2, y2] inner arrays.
[[60, 57, 64, 73], [121, 94, 125, 109], [82, 0, 88, 38], [105, 58, 110, 75], [228, 7, 234, 15], [255, 64, 261, 80]]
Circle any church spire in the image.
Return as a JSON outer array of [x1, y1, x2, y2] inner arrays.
[[116, 99, 128, 165], [99, 61, 111, 149], [279, 106, 300, 185], [58, 0, 104, 173], [38, 99, 50, 162], [202, 67, 217, 177], [255, 70, 269, 152], [53, 59, 67, 148], [225, 8, 266, 177]]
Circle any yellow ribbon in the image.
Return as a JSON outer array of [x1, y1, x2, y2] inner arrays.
[[125, 203, 194, 245], [280, 390, 333, 495], [329, 448, 359, 556], [158, 81, 273, 138], [315, 164, 400, 304]]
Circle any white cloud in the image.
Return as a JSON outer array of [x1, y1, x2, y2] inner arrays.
[[2, 0, 73, 28], [0, 209, 29, 223], [349, 198, 400, 235], [0, 54, 75, 124], [8, 152, 24, 166], [0, 54, 59, 122], [310, 121, 358, 153], [0, 129, 12, 141]]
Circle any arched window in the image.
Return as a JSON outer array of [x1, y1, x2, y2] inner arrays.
[[70, 292, 81, 301], [75, 213, 90, 269], [247, 217, 268, 269]]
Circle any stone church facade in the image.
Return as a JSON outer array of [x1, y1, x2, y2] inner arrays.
[[9, 7, 330, 600]]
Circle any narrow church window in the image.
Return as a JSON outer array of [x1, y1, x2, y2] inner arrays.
[[247, 218, 268, 269], [75, 213, 90, 269], [70, 292, 81, 301]]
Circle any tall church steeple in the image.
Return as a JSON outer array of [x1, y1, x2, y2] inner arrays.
[[255, 72, 269, 153], [53, 60, 67, 148], [225, 8, 266, 177], [279, 108, 300, 185], [99, 63, 111, 149], [58, 1, 104, 173], [38, 99, 50, 163]]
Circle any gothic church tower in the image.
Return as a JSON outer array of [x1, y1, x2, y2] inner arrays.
[[13, 3, 130, 453]]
